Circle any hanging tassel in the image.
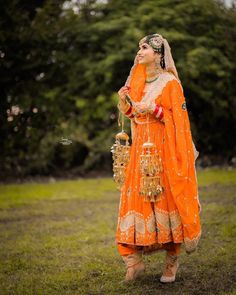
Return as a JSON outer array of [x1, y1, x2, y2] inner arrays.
[[139, 142, 163, 202], [111, 112, 130, 190], [139, 114, 164, 202]]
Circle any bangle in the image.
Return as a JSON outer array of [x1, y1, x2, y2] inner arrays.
[[159, 110, 164, 121], [125, 106, 134, 119], [118, 101, 130, 114], [153, 105, 163, 120], [128, 113, 135, 119], [125, 105, 132, 116], [153, 105, 160, 116], [125, 105, 134, 119]]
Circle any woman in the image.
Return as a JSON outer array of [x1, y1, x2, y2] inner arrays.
[[116, 33, 201, 283]]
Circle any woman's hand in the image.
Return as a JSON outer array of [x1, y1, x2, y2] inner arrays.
[[118, 86, 130, 102], [117, 86, 131, 113], [134, 102, 156, 115], [134, 102, 148, 114]]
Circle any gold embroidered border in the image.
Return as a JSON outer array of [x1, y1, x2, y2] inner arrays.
[[119, 211, 149, 234], [119, 213, 135, 232], [119, 209, 182, 235], [154, 208, 170, 230], [169, 210, 182, 230], [184, 231, 202, 253], [135, 216, 145, 234], [146, 212, 156, 233]]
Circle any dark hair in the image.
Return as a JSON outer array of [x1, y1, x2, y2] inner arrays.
[[160, 43, 165, 69]]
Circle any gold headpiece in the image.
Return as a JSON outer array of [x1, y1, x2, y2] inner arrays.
[[139, 34, 164, 54], [137, 33, 180, 82]]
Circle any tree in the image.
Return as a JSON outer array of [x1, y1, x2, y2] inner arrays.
[[0, 0, 235, 178]]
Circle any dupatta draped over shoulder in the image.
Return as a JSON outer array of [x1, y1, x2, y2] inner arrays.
[[116, 63, 201, 253]]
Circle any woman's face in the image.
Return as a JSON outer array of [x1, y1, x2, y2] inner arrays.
[[137, 42, 160, 65]]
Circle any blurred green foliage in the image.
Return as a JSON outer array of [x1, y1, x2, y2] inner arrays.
[[0, 0, 235, 177]]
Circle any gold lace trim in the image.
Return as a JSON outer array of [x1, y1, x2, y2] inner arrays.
[[184, 231, 201, 253], [119, 209, 182, 234]]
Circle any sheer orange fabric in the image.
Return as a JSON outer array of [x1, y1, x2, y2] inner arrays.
[[115, 64, 201, 254]]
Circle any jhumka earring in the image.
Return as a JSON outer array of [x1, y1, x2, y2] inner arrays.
[[139, 113, 163, 202], [155, 56, 164, 75], [111, 112, 130, 190]]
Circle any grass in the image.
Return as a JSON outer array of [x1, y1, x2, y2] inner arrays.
[[0, 168, 236, 295]]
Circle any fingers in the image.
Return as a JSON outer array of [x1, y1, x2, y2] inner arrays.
[[135, 102, 147, 111], [118, 86, 131, 100], [134, 102, 153, 115], [119, 86, 130, 91], [118, 86, 128, 94], [118, 89, 129, 98]]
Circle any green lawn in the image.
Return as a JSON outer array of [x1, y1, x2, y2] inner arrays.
[[0, 169, 236, 295]]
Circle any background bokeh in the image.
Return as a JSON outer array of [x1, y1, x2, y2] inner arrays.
[[1, 0, 236, 179]]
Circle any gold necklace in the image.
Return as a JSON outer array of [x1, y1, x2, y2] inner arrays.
[[145, 68, 164, 83], [145, 76, 159, 83]]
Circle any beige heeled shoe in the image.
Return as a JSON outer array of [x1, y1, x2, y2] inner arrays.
[[160, 253, 179, 283], [122, 253, 145, 282]]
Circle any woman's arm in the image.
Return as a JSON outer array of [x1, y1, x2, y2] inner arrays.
[[117, 86, 135, 119], [117, 101, 135, 119]]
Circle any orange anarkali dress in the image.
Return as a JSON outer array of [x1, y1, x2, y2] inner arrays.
[[115, 65, 201, 254]]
